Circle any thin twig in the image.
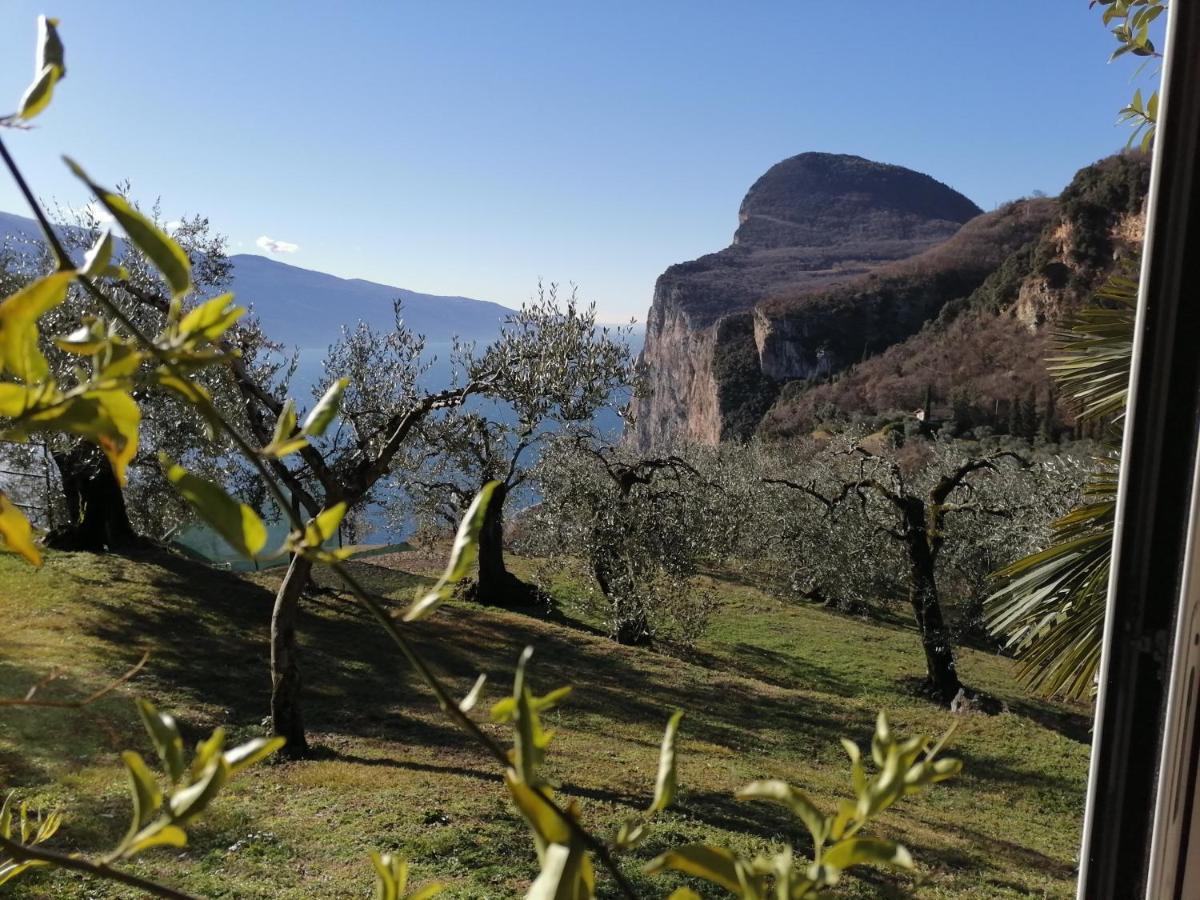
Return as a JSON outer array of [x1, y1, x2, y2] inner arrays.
[[0, 652, 149, 708], [0, 834, 202, 900]]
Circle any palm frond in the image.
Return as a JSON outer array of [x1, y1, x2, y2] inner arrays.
[[1045, 268, 1137, 424], [986, 260, 1137, 700], [986, 455, 1117, 698]]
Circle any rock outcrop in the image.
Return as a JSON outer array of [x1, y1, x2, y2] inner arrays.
[[631, 151, 1151, 447], [755, 153, 1151, 438], [631, 153, 982, 447]]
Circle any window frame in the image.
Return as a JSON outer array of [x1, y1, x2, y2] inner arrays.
[[1077, 3, 1200, 897]]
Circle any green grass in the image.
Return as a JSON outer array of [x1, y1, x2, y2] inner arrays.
[[0, 548, 1090, 898]]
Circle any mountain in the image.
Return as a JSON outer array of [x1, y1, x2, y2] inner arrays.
[[223, 254, 512, 349], [0, 210, 514, 349], [630, 152, 983, 447], [757, 153, 1150, 438], [629, 151, 1151, 448], [0, 209, 44, 248]]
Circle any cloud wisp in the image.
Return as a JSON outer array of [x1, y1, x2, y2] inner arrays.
[[256, 235, 299, 254]]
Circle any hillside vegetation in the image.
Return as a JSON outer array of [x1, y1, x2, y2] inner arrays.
[[758, 153, 1151, 438], [633, 151, 1150, 448], [3, 548, 1088, 898]]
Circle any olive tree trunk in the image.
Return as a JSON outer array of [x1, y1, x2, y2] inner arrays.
[[271, 553, 313, 757], [474, 482, 535, 605], [592, 550, 651, 646], [905, 535, 962, 705], [47, 448, 138, 552]]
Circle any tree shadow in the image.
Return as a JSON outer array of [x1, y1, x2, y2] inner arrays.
[[683, 643, 866, 699], [1004, 697, 1093, 745], [952, 747, 1087, 796], [74, 551, 855, 765], [904, 811, 1080, 883]]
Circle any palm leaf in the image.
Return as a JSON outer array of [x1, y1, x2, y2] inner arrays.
[[986, 261, 1137, 700], [986, 454, 1117, 698], [1045, 268, 1137, 424]]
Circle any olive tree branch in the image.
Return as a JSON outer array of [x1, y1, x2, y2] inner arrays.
[[0, 834, 202, 900]]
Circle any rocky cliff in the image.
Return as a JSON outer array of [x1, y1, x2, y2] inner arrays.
[[631, 152, 982, 447], [631, 151, 1150, 447], [757, 152, 1150, 438]]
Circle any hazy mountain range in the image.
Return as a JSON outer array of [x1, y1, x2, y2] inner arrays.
[[0, 210, 514, 350], [222, 253, 514, 349]]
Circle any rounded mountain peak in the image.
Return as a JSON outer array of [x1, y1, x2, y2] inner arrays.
[[735, 152, 982, 250]]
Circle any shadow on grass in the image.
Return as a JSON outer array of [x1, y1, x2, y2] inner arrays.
[[8, 548, 1088, 898], [76, 550, 854, 764], [703, 564, 914, 631], [953, 746, 1088, 797], [906, 810, 1080, 882], [1004, 697, 1093, 745], [683, 643, 867, 700], [0, 656, 142, 788]]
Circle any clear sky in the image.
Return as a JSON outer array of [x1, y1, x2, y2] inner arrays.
[[0, 2, 1144, 321]]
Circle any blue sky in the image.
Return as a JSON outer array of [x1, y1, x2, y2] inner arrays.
[[0, 2, 1144, 321]]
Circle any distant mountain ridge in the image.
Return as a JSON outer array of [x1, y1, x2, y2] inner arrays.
[[628, 151, 1150, 448], [0, 210, 513, 348], [757, 152, 1151, 438], [221, 253, 512, 348]]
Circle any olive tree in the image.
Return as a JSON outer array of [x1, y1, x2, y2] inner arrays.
[[524, 432, 719, 645], [760, 435, 1069, 705], [406, 283, 635, 605], [16, 232, 486, 755], [738, 438, 909, 611], [5, 200, 259, 550], [246, 303, 492, 756]]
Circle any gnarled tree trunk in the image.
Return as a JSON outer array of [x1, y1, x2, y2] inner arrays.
[[905, 529, 962, 705], [474, 482, 535, 605], [47, 447, 138, 552], [271, 553, 313, 757], [592, 549, 651, 646]]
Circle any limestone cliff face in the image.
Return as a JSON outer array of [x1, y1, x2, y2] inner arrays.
[[753, 153, 1151, 438], [753, 308, 836, 382], [631, 152, 982, 448], [637, 294, 723, 445], [1013, 207, 1145, 331]]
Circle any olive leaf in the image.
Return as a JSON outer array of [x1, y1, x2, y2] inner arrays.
[[14, 16, 66, 121], [302, 377, 348, 437], [0, 491, 41, 566], [65, 157, 192, 300], [648, 709, 684, 813], [0, 271, 74, 381]]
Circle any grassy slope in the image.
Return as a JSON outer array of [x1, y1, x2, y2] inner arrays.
[[0, 550, 1090, 899]]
